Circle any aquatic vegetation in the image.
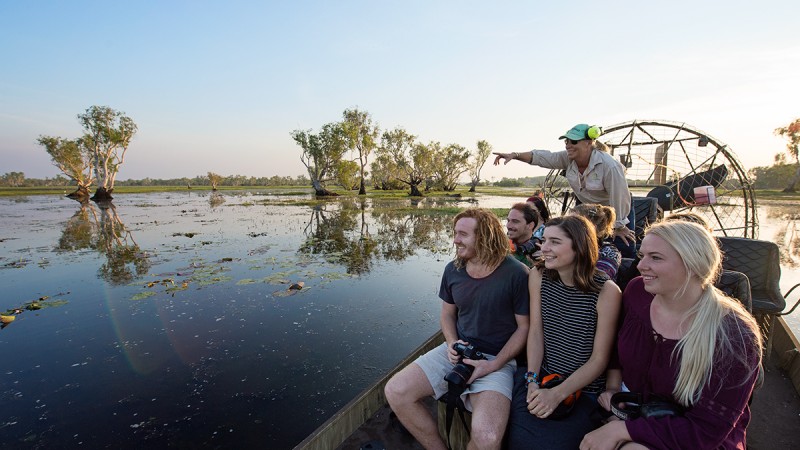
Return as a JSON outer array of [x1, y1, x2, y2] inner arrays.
[[1, 295, 69, 328]]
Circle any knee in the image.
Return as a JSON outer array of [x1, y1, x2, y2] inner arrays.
[[470, 426, 504, 450], [384, 376, 406, 406]]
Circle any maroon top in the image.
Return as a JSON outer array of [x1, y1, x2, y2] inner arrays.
[[618, 277, 760, 449]]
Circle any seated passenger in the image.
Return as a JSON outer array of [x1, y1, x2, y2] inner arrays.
[[615, 211, 712, 290], [507, 202, 542, 267], [508, 215, 621, 450], [582, 221, 762, 450], [571, 203, 621, 280], [526, 194, 550, 240]]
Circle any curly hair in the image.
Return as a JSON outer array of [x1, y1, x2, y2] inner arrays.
[[452, 208, 509, 269], [571, 203, 616, 240]]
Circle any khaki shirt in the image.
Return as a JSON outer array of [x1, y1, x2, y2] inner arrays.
[[528, 148, 631, 229]]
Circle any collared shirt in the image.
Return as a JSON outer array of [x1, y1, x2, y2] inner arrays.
[[528, 148, 631, 229]]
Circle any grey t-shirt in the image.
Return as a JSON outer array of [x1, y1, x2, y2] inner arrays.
[[439, 256, 530, 355]]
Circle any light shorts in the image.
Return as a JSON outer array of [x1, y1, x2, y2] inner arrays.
[[414, 342, 516, 412]]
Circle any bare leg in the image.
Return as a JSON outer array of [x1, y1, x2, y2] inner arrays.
[[385, 363, 447, 450], [466, 390, 510, 450]]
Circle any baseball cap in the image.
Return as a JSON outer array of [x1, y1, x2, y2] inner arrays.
[[559, 124, 591, 141]]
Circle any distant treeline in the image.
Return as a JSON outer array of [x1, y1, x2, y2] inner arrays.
[[1, 171, 551, 189], [0, 172, 310, 188]]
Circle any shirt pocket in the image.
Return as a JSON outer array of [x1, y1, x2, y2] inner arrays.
[[584, 172, 605, 192]]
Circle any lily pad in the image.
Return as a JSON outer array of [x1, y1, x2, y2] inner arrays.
[[131, 291, 157, 301]]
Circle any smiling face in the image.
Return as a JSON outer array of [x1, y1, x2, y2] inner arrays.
[[540, 224, 576, 273], [564, 138, 593, 162], [453, 217, 478, 262], [637, 234, 689, 297], [506, 208, 534, 244]]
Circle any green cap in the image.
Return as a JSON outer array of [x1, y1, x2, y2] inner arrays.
[[559, 124, 591, 141]]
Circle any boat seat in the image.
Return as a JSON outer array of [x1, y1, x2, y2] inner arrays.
[[632, 197, 662, 244], [715, 270, 752, 312], [616, 257, 639, 292], [717, 237, 784, 360], [717, 237, 784, 314]]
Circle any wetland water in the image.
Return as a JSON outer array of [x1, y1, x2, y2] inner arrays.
[[1, 191, 799, 449]]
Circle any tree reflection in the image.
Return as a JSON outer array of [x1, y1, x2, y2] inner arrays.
[[57, 202, 151, 284], [299, 198, 452, 274], [209, 192, 225, 208]]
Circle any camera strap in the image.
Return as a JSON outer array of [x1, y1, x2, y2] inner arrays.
[[443, 381, 470, 450]]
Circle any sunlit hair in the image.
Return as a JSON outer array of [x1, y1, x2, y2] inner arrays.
[[644, 221, 763, 406], [663, 212, 713, 232], [571, 203, 615, 240], [535, 215, 602, 292], [452, 208, 509, 269], [526, 196, 550, 223], [510, 202, 540, 226], [593, 140, 611, 153]]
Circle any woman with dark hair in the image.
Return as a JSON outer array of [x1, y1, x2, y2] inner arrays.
[[508, 215, 621, 449], [525, 195, 549, 243]]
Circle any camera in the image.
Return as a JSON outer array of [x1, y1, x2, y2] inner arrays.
[[443, 342, 486, 388], [517, 236, 542, 257]]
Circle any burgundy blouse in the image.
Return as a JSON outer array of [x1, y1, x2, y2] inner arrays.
[[617, 277, 760, 449]]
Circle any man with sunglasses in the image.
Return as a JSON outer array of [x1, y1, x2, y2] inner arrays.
[[492, 123, 636, 258]]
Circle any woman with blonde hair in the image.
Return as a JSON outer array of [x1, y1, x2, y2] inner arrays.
[[571, 203, 621, 280], [581, 221, 762, 450]]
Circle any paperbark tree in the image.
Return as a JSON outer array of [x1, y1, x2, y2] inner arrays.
[[431, 143, 470, 191], [775, 118, 800, 192], [77, 106, 138, 201], [468, 140, 493, 192], [37, 135, 94, 200], [208, 172, 222, 190], [379, 128, 433, 197], [342, 108, 379, 195], [291, 122, 347, 196]]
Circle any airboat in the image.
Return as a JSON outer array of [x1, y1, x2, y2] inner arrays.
[[294, 120, 800, 450]]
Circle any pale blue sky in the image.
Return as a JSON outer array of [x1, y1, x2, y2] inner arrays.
[[2, 1, 799, 181]]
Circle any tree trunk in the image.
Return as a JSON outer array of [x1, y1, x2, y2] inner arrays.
[[66, 185, 90, 202], [782, 165, 800, 192], [409, 183, 424, 197], [358, 178, 366, 195], [91, 186, 114, 202], [311, 178, 338, 197]]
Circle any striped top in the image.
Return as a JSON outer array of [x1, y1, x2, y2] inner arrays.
[[540, 273, 606, 394]]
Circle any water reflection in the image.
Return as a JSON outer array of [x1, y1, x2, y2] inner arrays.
[[57, 202, 151, 284], [299, 198, 452, 274], [765, 205, 800, 268], [209, 192, 225, 208]]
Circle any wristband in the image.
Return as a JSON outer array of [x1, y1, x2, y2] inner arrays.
[[524, 371, 539, 387]]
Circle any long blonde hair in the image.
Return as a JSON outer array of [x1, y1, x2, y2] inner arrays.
[[452, 208, 509, 270], [645, 221, 763, 406]]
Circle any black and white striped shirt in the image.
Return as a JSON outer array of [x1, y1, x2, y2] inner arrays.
[[540, 273, 606, 394]]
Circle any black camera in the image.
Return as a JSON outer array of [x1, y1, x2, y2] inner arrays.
[[516, 237, 542, 257], [443, 342, 486, 388], [610, 392, 684, 420]]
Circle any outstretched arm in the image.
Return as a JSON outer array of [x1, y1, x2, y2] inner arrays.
[[493, 151, 532, 165]]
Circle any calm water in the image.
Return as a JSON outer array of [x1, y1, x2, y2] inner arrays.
[[1, 191, 798, 449]]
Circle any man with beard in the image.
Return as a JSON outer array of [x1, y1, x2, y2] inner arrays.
[[507, 202, 542, 268], [385, 208, 530, 450]]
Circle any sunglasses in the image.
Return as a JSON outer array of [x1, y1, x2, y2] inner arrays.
[[566, 138, 584, 145]]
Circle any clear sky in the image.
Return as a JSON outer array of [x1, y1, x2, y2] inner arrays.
[[2, 1, 799, 182]]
